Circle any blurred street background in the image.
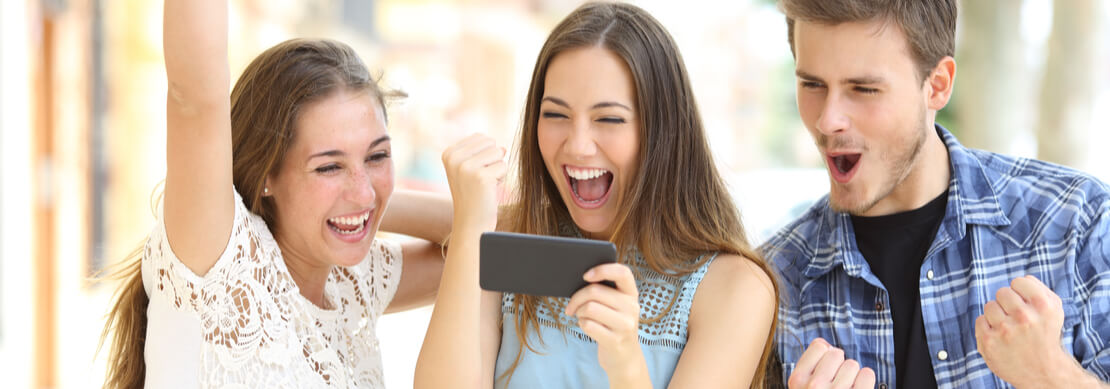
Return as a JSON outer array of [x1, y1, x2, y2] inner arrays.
[[1, 0, 1108, 387]]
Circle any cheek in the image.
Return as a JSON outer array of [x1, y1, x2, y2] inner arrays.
[[796, 95, 823, 128], [371, 163, 395, 199], [274, 181, 332, 231], [595, 127, 639, 178], [536, 125, 561, 165]]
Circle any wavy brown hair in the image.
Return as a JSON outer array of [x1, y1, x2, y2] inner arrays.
[[499, 2, 779, 387], [99, 39, 398, 389]]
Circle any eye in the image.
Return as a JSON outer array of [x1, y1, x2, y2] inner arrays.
[[315, 164, 341, 174], [367, 150, 391, 163], [597, 117, 626, 124], [541, 111, 568, 119], [854, 86, 880, 94], [800, 81, 825, 90]]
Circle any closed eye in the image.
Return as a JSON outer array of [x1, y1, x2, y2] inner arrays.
[[800, 81, 825, 89], [597, 117, 626, 124], [367, 151, 391, 163], [854, 86, 880, 94], [315, 164, 341, 174], [541, 111, 568, 119]]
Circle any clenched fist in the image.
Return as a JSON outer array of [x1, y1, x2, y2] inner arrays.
[[788, 338, 876, 389], [975, 275, 1068, 388]]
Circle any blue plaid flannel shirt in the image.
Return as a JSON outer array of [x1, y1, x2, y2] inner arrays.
[[761, 125, 1110, 388]]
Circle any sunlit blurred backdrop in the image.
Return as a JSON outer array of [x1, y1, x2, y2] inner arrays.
[[1, 0, 1108, 387]]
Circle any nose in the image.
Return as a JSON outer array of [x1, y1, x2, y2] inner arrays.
[[347, 165, 376, 206], [564, 118, 598, 159], [815, 94, 850, 136]]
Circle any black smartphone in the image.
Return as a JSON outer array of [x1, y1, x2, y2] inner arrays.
[[479, 231, 617, 297]]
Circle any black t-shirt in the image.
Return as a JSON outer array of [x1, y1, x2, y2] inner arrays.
[[850, 191, 947, 389]]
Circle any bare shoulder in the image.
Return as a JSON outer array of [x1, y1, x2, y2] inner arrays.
[[690, 253, 777, 324]]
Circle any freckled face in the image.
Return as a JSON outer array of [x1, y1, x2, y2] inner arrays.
[[267, 90, 394, 267]]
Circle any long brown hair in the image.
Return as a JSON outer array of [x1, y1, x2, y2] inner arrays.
[[500, 2, 779, 387], [99, 39, 398, 389]]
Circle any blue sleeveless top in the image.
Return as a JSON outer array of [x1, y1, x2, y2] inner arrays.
[[493, 252, 717, 389]]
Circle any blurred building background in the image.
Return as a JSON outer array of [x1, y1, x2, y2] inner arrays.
[[1, 0, 1107, 387]]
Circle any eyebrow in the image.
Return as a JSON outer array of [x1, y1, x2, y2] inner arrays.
[[305, 135, 391, 162], [541, 96, 633, 112], [796, 70, 886, 85]]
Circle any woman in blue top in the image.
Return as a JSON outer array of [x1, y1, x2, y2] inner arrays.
[[416, 2, 778, 388]]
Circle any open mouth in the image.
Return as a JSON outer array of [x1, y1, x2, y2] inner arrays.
[[326, 209, 372, 236], [827, 153, 862, 183], [565, 165, 614, 208]]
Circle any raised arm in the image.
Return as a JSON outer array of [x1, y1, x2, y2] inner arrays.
[[383, 190, 453, 313], [414, 134, 506, 388], [381, 189, 453, 244], [162, 0, 234, 276]]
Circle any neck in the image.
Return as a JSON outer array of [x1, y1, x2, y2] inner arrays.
[[278, 242, 333, 309], [860, 124, 951, 216]]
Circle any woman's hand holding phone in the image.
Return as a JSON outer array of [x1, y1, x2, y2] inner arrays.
[[565, 263, 651, 387], [441, 134, 507, 233]]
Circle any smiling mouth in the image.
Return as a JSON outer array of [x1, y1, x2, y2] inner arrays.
[[326, 209, 371, 235], [565, 166, 613, 205]]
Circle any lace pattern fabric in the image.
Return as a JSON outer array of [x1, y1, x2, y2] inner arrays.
[[142, 190, 402, 388]]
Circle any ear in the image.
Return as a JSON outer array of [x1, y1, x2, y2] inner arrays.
[[925, 56, 956, 111]]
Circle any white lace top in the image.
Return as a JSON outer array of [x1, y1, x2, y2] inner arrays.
[[141, 190, 403, 388]]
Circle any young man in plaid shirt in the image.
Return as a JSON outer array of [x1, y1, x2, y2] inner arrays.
[[762, 1, 1110, 388]]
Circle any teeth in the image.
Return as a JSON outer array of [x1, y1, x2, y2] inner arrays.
[[328, 210, 371, 227], [330, 220, 366, 235], [565, 166, 609, 180]]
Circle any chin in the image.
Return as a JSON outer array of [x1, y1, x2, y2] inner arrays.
[[830, 192, 880, 215], [566, 213, 612, 239], [333, 245, 373, 267]]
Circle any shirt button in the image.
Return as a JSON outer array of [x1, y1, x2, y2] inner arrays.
[[875, 302, 884, 311], [926, 270, 935, 280], [938, 350, 948, 360], [879, 384, 889, 389]]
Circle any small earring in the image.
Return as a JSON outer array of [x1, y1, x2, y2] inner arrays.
[[263, 187, 270, 194]]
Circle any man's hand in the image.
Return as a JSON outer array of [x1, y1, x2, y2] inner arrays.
[[788, 338, 876, 389], [976, 275, 1070, 387]]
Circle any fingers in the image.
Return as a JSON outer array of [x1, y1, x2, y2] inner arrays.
[[983, 300, 1006, 328], [441, 134, 507, 231], [566, 282, 637, 317], [986, 276, 1064, 331], [443, 135, 506, 173], [565, 264, 640, 347], [572, 301, 633, 337], [830, 358, 860, 389], [852, 367, 876, 389], [810, 346, 847, 384], [1010, 275, 1047, 299], [566, 287, 639, 348], [576, 317, 612, 340], [462, 145, 508, 171], [583, 263, 637, 295], [994, 286, 1027, 321], [442, 134, 496, 162], [788, 339, 874, 389], [792, 338, 831, 380], [975, 314, 992, 335], [1011, 275, 1061, 311]]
